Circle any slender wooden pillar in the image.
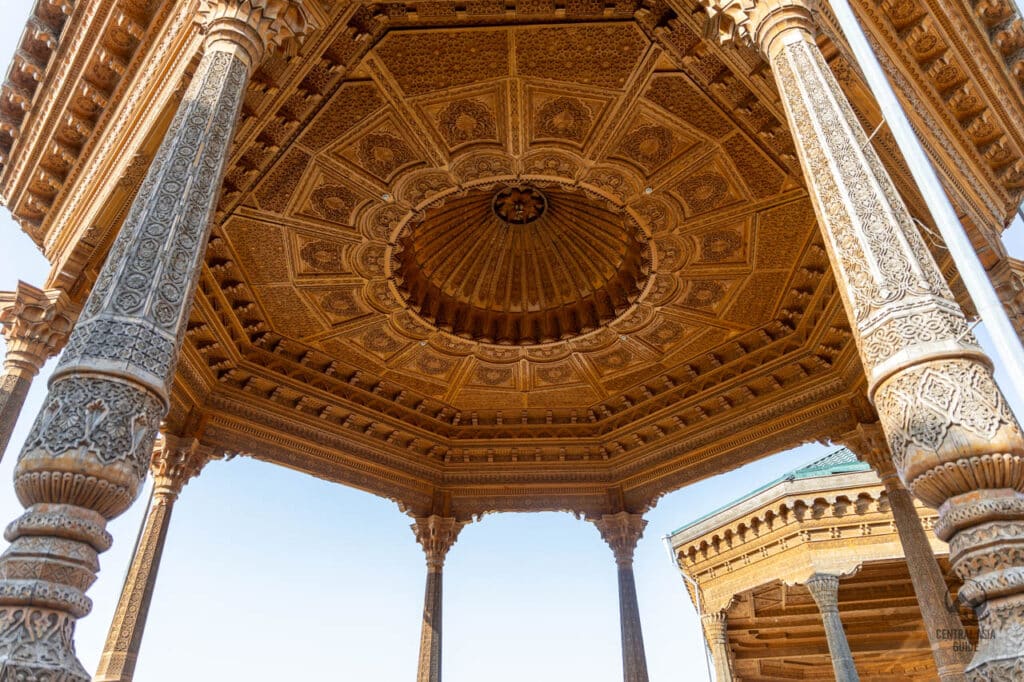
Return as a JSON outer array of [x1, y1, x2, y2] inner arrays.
[[843, 423, 970, 680], [0, 283, 76, 459], [0, 4, 316, 679], [700, 611, 735, 682], [94, 434, 213, 682], [805, 573, 859, 682], [698, 0, 1024, 677], [593, 512, 650, 682], [989, 257, 1024, 340], [411, 515, 466, 682]]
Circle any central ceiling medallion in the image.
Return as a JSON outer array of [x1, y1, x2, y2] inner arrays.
[[393, 184, 652, 346], [492, 186, 548, 225]]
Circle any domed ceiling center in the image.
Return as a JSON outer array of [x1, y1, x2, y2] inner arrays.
[[393, 185, 651, 345]]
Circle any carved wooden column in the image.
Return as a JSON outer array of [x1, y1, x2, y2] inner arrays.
[[699, 0, 1024, 677], [0, 282, 76, 459], [593, 512, 650, 682], [843, 423, 970, 680], [0, 4, 315, 680], [94, 434, 213, 682], [411, 515, 466, 682], [700, 611, 734, 682], [805, 573, 859, 681], [989, 257, 1024, 340]]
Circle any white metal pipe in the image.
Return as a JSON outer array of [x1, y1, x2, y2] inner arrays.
[[828, 0, 1024, 408], [662, 535, 714, 681]]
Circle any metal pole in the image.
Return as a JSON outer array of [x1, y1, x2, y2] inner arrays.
[[828, 0, 1024, 407], [662, 535, 714, 682]]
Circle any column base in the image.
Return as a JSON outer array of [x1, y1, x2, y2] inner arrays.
[[0, 503, 111, 682], [937, 490, 1024, 681], [0, 607, 89, 682], [965, 596, 1024, 681]]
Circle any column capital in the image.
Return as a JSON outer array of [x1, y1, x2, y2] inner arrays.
[[197, 0, 318, 69], [592, 512, 647, 567], [150, 434, 215, 498], [805, 572, 841, 612], [699, 0, 817, 57], [411, 515, 466, 572], [701, 610, 728, 637], [0, 282, 77, 378], [702, 610, 735, 682], [805, 573, 860, 680], [837, 422, 901, 484]]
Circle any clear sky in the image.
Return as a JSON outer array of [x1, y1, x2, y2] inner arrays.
[[1, 3, 1022, 681]]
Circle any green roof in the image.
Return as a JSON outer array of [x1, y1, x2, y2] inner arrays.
[[789, 447, 866, 478], [668, 447, 870, 537]]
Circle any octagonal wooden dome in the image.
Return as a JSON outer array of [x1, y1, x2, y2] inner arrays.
[[14, 0, 1011, 517], [394, 185, 652, 345]]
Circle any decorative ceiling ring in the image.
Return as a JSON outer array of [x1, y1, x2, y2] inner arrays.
[[360, 172, 662, 348]]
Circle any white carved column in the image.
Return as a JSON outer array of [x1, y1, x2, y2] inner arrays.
[[94, 434, 214, 682], [0, 3, 315, 680], [699, 0, 1024, 677], [592, 512, 650, 682], [0, 282, 76, 459], [700, 611, 735, 682], [411, 515, 466, 682], [805, 573, 859, 682], [842, 423, 970, 681]]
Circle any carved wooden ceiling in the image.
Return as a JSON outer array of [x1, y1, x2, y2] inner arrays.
[[172, 13, 868, 515], [6, 0, 1023, 516], [223, 21, 819, 411], [723, 561, 970, 681]]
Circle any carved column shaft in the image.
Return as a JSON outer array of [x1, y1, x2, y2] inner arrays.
[[0, 283, 76, 459], [698, 0, 1024, 676], [700, 611, 734, 682], [94, 435, 210, 682], [419, 570, 443, 682], [593, 512, 649, 682], [805, 573, 859, 682], [94, 494, 172, 682], [412, 516, 465, 682], [0, 4, 314, 680], [845, 424, 970, 680], [615, 564, 647, 682], [886, 484, 971, 678], [0, 373, 31, 459], [989, 258, 1024, 340]]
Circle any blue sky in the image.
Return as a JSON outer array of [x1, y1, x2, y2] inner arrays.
[[1, 3, 1022, 680]]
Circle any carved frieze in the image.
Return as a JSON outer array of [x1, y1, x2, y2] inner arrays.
[[3, 0, 1014, 519]]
